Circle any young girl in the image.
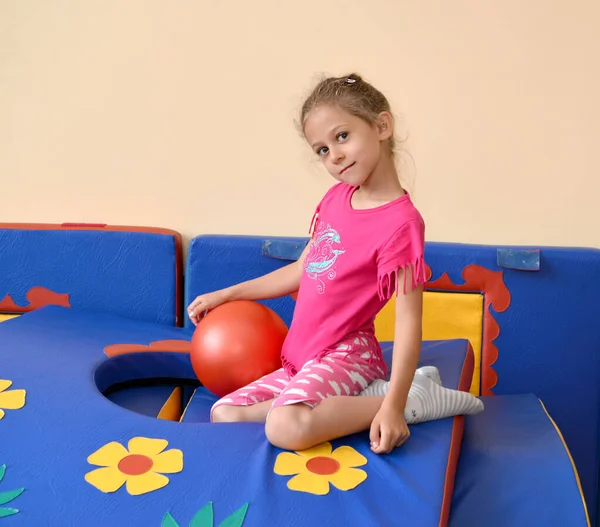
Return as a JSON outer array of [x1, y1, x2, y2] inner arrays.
[[188, 73, 483, 455]]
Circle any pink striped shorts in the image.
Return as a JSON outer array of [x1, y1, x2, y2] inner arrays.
[[210, 331, 388, 418]]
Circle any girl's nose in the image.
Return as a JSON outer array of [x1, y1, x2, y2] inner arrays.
[[330, 147, 344, 164]]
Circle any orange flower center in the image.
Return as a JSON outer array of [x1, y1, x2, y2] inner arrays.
[[118, 454, 153, 476], [306, 456, 340, 475]]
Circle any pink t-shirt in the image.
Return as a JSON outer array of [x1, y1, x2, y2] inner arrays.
[[280, 182, 427, 374]]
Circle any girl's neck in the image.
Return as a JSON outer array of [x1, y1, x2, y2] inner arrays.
[[353, 153, 404, 206]]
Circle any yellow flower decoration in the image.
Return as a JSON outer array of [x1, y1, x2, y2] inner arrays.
[[0, 380, 26, 420], [85, 437, 183, 496], [274, 441, 367, 495]]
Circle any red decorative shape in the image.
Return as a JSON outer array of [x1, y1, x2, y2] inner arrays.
[[306, 457, 340, 476], [104, 339, 191, 358], [118, 455, 153, 476], [426, 264, 511, 395], [0, 286, 71, 313]]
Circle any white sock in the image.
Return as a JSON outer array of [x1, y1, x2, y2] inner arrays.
[[358, 378, 389, 397], [358, 366, 442, 398], [403, 374, 483, 424], [415, 366, 442, 386], [358, 367, 483, 423]]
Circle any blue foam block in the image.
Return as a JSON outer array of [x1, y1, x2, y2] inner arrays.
[[449, 394, 589, 526], [187, 235, 600, 522], [0, 226, 181, 325], [0, 307, 467, 526], [425, 242, 600, 522], [184, 235, 301, 329]]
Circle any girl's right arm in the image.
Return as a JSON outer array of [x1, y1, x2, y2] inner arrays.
[[187, 240, 312, 325]]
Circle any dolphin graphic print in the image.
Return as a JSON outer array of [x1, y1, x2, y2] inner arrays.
[[304, 221, 346, 294]]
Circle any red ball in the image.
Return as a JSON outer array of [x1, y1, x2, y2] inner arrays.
[[190, 300, 288, 397]]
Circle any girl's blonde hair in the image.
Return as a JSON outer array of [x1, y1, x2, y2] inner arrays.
[[300, 73, 396, 154]]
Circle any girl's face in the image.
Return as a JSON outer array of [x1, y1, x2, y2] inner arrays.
[[303, 104, 391, 186]]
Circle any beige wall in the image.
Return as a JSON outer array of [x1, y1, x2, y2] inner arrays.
[[1, 1, 598, 251]]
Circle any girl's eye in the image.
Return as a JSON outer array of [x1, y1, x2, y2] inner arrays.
[[337, 132, 348, 142], [317, 146, 329, 156]]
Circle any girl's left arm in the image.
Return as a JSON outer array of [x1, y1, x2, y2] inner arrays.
[[385, 277, 423, 410], [369, 267, 423, 454]]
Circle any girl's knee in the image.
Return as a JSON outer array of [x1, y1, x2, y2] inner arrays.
[[265, 405, 313, 451], [211, 404, 245, 423]]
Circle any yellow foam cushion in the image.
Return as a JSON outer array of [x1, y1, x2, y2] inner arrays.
[[374, 291, 484, 395], [158, 386, 183, 421], [0, 314, 19, 323]]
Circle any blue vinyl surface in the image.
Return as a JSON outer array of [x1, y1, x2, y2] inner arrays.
[[0, 307, 467, 526], [449, 394, 589, 526], [425, 242, 600, 523], [0, 227, 180, 325]]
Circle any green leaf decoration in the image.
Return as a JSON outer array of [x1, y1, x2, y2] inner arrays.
[[189, 502, 214, 527], [218, 503, 249, 527], [0, 507, 19, 518], [0, 464, 23, 518], [0, 488, 24, 507], [161, 512, 181, 527], [162, 502, 248, 527]]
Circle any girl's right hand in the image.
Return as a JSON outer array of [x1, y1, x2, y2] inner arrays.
[[187, 290, 229, 325]]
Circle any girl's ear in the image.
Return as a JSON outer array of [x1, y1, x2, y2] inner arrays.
[[376, 112, 394, 140]]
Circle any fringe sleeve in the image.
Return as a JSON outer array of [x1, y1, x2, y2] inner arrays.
[[377, 218, 426, 300]]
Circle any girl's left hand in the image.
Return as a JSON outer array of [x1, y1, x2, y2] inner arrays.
[[369, 403, 410, 454]]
